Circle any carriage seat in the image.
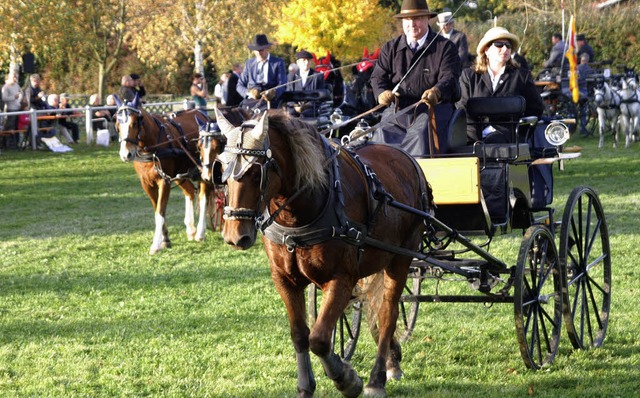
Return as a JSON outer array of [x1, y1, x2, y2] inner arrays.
[[448, 96, 533, 161], [280, 89, 332, 103]]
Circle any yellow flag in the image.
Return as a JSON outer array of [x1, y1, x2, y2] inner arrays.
[[565, 16, 579, 103]]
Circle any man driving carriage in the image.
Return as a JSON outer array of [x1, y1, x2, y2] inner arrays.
[[284, 50, 326, 118], [236, 34, 288, 109], [370, 0, 461, 155]]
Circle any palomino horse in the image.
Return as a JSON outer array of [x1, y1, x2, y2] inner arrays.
[[115, 95, 211, 254], [619, 77, 640, 148], [593, 80, 621, 148], [208, 108, 431, 397]]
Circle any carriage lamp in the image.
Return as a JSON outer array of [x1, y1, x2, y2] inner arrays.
[[544, 121, 570, 146]]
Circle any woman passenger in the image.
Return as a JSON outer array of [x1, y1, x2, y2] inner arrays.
[[456, 27, 544, 144]]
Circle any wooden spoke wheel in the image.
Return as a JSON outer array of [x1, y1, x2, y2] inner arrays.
[[307, 285, 362, 361], [559, 186, 611, 349], [514, 225, 563, 369]]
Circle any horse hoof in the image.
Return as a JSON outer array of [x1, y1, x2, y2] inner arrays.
[[386, 367, 403, 381], [335, 364, 363, 398], [161, 240, 172, 249], [363, 386, 386, 397]]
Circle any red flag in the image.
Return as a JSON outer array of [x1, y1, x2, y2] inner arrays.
[[565, 16, 579, 103]]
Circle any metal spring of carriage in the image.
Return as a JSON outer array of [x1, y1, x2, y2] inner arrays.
[[308, 95, 611, 370]]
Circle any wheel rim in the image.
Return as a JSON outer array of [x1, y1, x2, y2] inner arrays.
[[399, 264, 423, 342], [515, 226, 563, 369], [560, 186, 611, 349]]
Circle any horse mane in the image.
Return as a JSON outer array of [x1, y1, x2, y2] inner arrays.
[[267, 111, 329, 192]]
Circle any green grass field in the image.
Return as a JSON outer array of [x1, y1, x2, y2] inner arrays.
[[0, 134, 639, 397]]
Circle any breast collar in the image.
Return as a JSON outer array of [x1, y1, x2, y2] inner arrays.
[[261, 138, 380, 252]]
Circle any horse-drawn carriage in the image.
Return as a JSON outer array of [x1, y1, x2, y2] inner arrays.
[[195, 92, 610, 396]]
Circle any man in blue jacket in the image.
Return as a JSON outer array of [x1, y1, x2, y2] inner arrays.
[[237, 34, 287, 109]]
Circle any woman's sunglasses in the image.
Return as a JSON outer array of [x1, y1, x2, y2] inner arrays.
[[492, 41, 513, 49]]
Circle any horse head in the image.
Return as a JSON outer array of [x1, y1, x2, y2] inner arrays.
[[115, 93, 145, 162], [214, 108, 272, 249], [356, 47, 379, 74], [197, 117, 226, 183], [314, 51, 335, 81]]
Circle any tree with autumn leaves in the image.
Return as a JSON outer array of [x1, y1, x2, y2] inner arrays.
[[1, 0, 638, 98]]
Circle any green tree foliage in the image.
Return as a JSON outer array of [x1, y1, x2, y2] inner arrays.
[[275, 0, 393, 61], [130, 0, 285, 82]]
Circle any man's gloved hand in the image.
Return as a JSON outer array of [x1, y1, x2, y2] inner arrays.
[[293, 102, 310, 114], [248, 88, 260, 100], [421, 87, 441, 107], [262, 89, 276, 101], [377, 90, 396, 106]]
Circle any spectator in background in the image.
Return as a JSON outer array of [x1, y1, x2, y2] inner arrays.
[[58, 93, 80, 143], [130, 73, 146, 102], [577, 53, 595, 136], [2, 71, 24, 148], [89, 94, 112, 137], [118, 75, 136, 102], [543, 33, 565, 69], [190, 73, 209, 109], [223, 63, 244, 107], [46, 94, 75, 144], [437, 11, 470, 68], [214, 73, 230, 105], [576, 34, 595, 63], [24, 73, 48, 110]]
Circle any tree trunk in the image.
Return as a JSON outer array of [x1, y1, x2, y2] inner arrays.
[[98, 63, 106, 101], [194, 40, 204, 76]]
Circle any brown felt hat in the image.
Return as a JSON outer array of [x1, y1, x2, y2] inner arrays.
[[394, 0, 437, 19]]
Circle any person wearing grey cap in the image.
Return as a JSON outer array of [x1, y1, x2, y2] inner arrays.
[[436, 11, 470, 68]]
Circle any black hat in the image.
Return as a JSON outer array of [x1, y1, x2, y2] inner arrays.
[[130, 73, 140, 80], [248, 34, 274, 51], [576, 34, 586, 41], [295, 50, 314, 60], [394, 0, 437, 19]]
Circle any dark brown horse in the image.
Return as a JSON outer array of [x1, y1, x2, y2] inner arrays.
[[208, 108, 431, 397], [115, 95, 211, 254]]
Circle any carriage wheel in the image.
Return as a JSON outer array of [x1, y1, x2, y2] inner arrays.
[[206, 185, 227, 231], [559, 186, 611, 349], [399, 263, 423, 342], [307, 285, 362, 361], [514, 225, 563, 369]]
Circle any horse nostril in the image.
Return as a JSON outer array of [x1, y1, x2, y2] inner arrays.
[[235, 235, 255, 250]]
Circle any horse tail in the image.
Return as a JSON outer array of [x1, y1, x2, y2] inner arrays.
[[358, 271, 386, 337]]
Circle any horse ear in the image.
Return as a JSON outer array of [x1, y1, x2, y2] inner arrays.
[[214, 107, 235, 135], [114, 95, 123, 107], [132, 93, 140, 108], [372, 48, 380, 60], [363, 47, 369, 60], [196, 116, 207, 130], [250, 112, 268, 141]]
